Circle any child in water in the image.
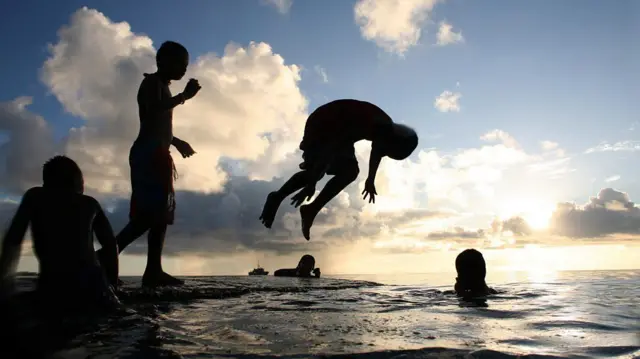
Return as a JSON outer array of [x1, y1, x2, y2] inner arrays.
[[454, 249, 497, 298], [0, 156, 120, 314], [96, 41, 201, 288], [260, 99, 418, 240], [274, 254, 321, 278]]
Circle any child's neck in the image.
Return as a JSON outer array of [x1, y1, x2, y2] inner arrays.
[[156, 70, 172, 84]]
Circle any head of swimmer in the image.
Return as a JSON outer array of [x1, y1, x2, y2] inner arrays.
[[43, 155, 84, 194], [296, 254, 316, 273], [377, 123, 418, 161], [454, 249, 489, 295], [156, 41, 189, 81]]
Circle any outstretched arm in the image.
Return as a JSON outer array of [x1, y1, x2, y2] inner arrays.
[[93, 200, 119, 287], [0, 189, 35, 291]]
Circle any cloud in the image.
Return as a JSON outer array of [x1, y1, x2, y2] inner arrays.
[[262, 0, 293, 14], [435, 21, 463, 46], [540, 141, 558, 151], [585, 141, 640, 154], [314, 65, 329, 83], [550, 188, 640, 238], [480, 130, 518, 149], [605, 175, 621, 183], [354, 0, 441, 54], [38, 7, 308, 196], [434, 90, 461, 112], [0, 97, 56, 193]]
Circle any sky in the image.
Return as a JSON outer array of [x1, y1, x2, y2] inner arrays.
[[0, 0, 639, 276]]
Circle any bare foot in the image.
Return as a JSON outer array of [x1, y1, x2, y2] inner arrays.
[[259, 191, 281, 229], [142, 271, 184, 288], [300, 204, 318, 240]]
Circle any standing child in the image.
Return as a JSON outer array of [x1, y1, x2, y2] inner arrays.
[[98, 41, 201, 288]]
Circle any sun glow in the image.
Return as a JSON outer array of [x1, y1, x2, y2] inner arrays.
[[500, 198, 556, 230]]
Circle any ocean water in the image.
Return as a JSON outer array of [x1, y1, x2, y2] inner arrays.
[[3, 270, 639, 358]]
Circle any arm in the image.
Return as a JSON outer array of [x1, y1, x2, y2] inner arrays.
[[93, 200, 119, 287], [0, 189, 35, 290], [366, 145, 383, 183], [140, 76, 187, 114], [171, 137, 184, 147]]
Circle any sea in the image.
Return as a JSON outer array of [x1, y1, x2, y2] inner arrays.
[[2, 270, 639, 359]]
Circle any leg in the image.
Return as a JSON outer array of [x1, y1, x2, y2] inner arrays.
[[115, 219, 151, 253], [141, 221, 183, 287], [301, 162, 359, 240], [260, 170, 316, 228]]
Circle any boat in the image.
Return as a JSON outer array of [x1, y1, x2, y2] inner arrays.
[[248, 263, 269, 276]]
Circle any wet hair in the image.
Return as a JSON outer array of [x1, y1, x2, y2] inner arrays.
[[455, 249, 488, 294], [42, 155, 82, 191], [156, 41, 188, 67], [297, 254, 315, 269], [385, 124, 418, 160]]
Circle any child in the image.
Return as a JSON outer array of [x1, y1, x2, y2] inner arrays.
[[97, 41, 201, 288], [259, 99, 418, 240], [0, 156, 120, 314], [274, 254, 321, 278], [454, 249, 497, 298]]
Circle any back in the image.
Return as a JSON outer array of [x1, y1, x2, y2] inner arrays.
[[27, 187, 100, 280], [302, 99, 393, 147]]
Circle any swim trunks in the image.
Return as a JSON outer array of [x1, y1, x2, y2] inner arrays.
[[129, 139, 177, 225]]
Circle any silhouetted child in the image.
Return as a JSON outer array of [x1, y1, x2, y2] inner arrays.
[[260, 99, 418, 239], [274, 254, 321, 278], [454, 249, 497, 298], [0, 156, 120, 315], [97, 41, 201, 288]]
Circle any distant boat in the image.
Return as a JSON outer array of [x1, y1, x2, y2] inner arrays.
[[249, 263, 269, 276]]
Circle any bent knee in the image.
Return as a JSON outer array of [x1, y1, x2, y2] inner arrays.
[[341, 163, 360, 181]]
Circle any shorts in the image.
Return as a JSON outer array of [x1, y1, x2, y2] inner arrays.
[[299, 141, 358, 176], [129, 139, 177, 225]]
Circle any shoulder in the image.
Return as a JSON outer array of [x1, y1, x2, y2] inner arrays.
[[78, 194, 103, 211], [139, 73, 162, 90], [22, 186, 43, 202]]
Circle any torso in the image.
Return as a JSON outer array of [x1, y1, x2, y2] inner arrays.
[[302, 99, 393, 148], [27, 187, 100, 284], [137, 73, 173, 148]]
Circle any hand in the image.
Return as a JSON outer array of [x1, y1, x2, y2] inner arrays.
[[313, 268, 321, 277], [182, 78, 201, 100], [362, 179, 377, 204], [174, 139, 196, 158], [291, 185, 315, 208]]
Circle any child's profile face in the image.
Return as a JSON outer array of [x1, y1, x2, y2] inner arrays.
[[167, 53, 189, 80]]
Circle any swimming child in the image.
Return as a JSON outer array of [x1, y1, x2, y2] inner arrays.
[[259, 99, 418, 240], [96, 40, 201, 288], [0, 155, 120, 314], [274, 254, 321, 278], [454, 249, 497, 298]]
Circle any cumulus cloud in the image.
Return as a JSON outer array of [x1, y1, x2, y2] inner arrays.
[[39, 7, 308, 195], [354, 0, 441, 54], [540, 141, 558, 151], [314, 65, 329, 83], [263, 0, 293, 14], [435, 21, 463, 46], [434, 90, 461, 112], [585, 141, 640, 154], [480, 129, 519, 149], [550, 188, 640, 238], [0, 97, 56, 193]]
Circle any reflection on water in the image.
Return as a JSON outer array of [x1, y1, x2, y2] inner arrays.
[[4, 270, 640, 358]]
